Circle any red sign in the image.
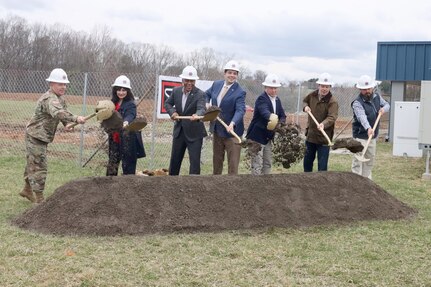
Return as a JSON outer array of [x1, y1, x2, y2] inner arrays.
[[157, 75, 213, 119], [160, 80, 181, 114]]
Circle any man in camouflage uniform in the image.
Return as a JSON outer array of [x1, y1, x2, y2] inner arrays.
[[20, 68, 86, 203]]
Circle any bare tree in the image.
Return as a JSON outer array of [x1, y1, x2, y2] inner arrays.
[[0, 14, 257, 83], [253, 70, 267, 83], [0, 16, 31, 69]]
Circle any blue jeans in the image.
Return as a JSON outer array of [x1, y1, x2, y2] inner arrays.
[[303, 140, 330, 172]]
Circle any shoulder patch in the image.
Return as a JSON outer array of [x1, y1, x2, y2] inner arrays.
[[50, 99, 63, 109]]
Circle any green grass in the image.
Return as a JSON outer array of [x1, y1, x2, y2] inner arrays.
[[0, 99, 86, 124], [1, 144, 431, 286]]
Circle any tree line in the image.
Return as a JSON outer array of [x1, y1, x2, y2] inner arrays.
[[0, 15, 268, 81], [1, 14, 398, 102]]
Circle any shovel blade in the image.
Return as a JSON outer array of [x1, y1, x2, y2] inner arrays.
[[201, 109, 220, 121], [95, 100, 115, 121], [100, 110, 123, 132], [354, 154, 370, 162], [125, 117, 147, 131]]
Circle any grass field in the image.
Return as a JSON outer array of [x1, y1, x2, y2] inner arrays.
[[0, 143, 430, 286]]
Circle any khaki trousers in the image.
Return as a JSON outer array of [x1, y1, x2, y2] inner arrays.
[[351, 138, 376, 179], [212, 133, 241, 175]]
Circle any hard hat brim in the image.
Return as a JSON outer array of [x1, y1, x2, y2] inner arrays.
[[46, 78, 70, 84], [262, 82, 281, 87], [356, 83, 375, 89], [112, 84, 132, 89], [179, 75, 199, 80], [316, 81, 333, 86]]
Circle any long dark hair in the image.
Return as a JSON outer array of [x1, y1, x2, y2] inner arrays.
[[111, 86, 134, 104]]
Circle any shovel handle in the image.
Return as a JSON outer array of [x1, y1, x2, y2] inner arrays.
[[333, 117, 354, 142], [306, 110, 333, 146], [357, 112, 382, 160], [66, 113, 97, 129], [216, 116, 242, 144], [175, 115, 204, 120]]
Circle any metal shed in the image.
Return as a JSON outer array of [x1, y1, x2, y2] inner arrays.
[[377, 41, 431, 81], [376, 41, 431, 142]]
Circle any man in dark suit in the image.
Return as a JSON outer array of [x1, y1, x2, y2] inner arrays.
[[164, 66, 207, 175], [246, 73, 286, 175], [205, 60, 246, 175]]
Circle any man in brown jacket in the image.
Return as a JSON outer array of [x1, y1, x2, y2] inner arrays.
[[302, 73, 339, 172]]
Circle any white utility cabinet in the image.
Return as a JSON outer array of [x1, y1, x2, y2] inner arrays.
[[419, 81, 431, 149], [393, 101, 422, 157], [419, 81, 431, 180]]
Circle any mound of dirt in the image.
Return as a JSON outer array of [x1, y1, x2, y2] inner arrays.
[[12, 172, 416, 236]]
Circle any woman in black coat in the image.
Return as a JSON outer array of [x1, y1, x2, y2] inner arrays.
[[106, 75, 145, 176]]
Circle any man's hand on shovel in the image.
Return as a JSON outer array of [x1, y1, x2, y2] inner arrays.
[[354, 112, 382, 162], [190, 114, 201, 121], [65, 116, 87, 131], [174, 107, 221, 122], [216, 116, 242, 144], [173, 113, 201, 121], [305, 107, 333, 146], [65, 100, 115, 130]]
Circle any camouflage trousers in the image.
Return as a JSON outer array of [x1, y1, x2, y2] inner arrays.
[[251, 141, 272, 175], [24, 133, 48, 193]]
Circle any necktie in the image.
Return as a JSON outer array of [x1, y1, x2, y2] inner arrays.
[[219, 86, 229, 104], [182, 93, 188, 110]]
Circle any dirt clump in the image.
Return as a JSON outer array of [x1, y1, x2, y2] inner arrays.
[[332, 137, 364, 153], [243, 123, 305, 170], [272, 123, 305, 169], [12, 172, 416, 236], [100, 110, 123, 133]]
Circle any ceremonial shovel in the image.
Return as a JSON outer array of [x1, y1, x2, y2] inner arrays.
[[354, 112, 382, 162], [66, 100, 115, 129], [306, 110, 333, 146]]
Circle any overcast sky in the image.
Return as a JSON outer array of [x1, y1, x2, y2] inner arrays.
[[1, 0, 430, 84]]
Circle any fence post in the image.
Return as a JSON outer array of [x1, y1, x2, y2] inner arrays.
[[150, 71, 159, 170], [78, 72, 88, 166], [295, 82, 301, 124]]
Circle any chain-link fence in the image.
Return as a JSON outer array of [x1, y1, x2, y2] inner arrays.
[[0, 69, 389, 175]]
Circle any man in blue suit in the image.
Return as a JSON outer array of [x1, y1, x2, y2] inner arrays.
[[165, 66, 207, 175], [205, 60, 246, 175], [246, 74, 286, 175]]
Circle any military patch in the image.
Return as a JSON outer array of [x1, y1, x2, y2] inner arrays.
[[51, 100, 63, 108]]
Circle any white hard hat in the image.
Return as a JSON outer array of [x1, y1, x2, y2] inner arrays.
[[112, 75, 131, 89], [46, 68, 70, 84], [316, 72, 333, 86], [356, 75, 375, 89], [262, 73, 282, 87], [224, 60, 240, 72], [179, 66, 199, 80]]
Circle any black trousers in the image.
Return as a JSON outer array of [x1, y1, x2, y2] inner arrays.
[[169, 131, 203, 175], [107, 131, 138, 176]]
